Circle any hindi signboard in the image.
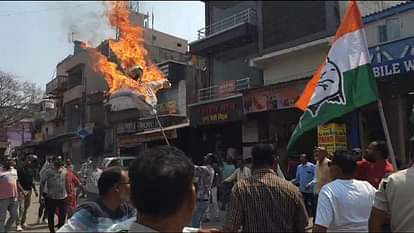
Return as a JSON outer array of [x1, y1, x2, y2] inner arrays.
[[318, 123, 347, 154]]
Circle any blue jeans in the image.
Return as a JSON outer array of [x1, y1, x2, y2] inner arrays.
[[0, 197, 18, 232], [191, 200, 209, 228]]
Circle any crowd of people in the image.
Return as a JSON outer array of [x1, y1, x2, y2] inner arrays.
[[0, 140, 412, 232]]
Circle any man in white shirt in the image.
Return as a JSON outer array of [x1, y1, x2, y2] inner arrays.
[[85, 160, 102, 201], [313, 150, 377, 232]]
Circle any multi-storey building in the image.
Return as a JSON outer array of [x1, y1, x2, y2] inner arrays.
[[189, 1, 263, 162], [33, 10, 201, 167], [190, 1, 412, 169]]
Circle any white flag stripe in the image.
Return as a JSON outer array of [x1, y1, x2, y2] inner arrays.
[[328, 29, 370, 74]]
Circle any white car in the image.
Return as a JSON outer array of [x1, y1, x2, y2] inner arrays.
[[101, 156, 136, 169]]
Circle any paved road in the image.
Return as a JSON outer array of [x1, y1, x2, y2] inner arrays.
[[11, 197, 312, 232]]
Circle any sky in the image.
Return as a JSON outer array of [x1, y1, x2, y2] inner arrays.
[[0, 1, 204, 89]]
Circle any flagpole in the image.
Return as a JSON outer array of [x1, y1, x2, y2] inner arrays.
[[378, 98, 398, 169]]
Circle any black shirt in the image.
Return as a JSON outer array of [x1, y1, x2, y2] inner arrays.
[[17, 167, 35, 191]]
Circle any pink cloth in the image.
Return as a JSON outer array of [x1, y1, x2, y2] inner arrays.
[[0, 169, 18, 199]]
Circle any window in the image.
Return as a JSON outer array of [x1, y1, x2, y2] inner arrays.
[[378, 25, 387, 43], [262, 1, 329, 50], [386, 18, 401, 41], [378, 18, 401, 43], [152, 35, 157, 41], [67, 66, 83, 89], [177, 43, 182, 47]]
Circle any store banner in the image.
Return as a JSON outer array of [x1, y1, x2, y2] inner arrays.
[[318, 123, 347, 154], [369, 36, 414, 78], [190, 97, 243, 126], [243, 81, 306, 114]]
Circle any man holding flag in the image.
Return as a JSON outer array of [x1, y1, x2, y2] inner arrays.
[[287, 0, 378, 154]]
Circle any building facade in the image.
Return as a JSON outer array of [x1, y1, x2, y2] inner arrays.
[[190, 0, 412, 170], [189, 1, 263, 163]]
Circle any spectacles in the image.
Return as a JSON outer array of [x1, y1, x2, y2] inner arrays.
[[117, 182, 130, 187]]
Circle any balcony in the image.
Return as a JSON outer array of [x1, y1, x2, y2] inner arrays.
[[63, 85, 83, 104], [190, 8, 257, 56], [198, 78, 250, 103], [46, 75, 67, 95]]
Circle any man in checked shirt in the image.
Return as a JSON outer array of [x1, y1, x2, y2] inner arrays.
[[223, 144, 308, 232]]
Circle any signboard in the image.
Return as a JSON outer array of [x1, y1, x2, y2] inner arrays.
[[244, 81, 306, 113], [135, 130, 177, 143], [369, 36, 414, 78], [190, 97, 243, 126], [116, 116, 187, 134], [318, 123, 347, 154]]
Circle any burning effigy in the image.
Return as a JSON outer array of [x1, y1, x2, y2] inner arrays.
[[84, 1, 170, 112]]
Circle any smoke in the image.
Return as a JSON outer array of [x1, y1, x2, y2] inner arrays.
[[50, 1, 116, 46]]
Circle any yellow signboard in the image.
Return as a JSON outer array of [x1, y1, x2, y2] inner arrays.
[[318, 123, 347, 154]]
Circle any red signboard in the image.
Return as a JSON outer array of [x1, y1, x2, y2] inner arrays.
[[244, 81, 306, 114]]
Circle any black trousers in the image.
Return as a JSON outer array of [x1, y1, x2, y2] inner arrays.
[[45, 197, 67, 233], [301, 192, 316, 218], [38, 193, 47, 221]]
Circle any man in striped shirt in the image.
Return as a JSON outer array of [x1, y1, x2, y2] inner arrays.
[[223, 144, 308, 232]]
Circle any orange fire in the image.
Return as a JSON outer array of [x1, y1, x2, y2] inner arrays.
[[86, 1, 169, 107]]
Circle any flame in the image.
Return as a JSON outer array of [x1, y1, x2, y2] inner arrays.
[[87, 1, 169, 107]]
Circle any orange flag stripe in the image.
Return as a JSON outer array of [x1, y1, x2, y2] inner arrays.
[[295, 63, 324, 111], [333, 0, 363, 43], [295, 0, 364, 111]]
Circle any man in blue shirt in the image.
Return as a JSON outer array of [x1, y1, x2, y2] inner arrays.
[[291, 154, 316, 218]]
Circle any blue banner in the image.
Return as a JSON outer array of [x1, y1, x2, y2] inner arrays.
[[369, 36, 414, 78]]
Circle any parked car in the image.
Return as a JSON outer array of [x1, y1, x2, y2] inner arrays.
[[102, 156, 136, 169]]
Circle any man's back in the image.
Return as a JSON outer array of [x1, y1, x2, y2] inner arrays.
[[224, 169, 308, 232], [373, 167, 414, 232], [316, 179, 376, 232]]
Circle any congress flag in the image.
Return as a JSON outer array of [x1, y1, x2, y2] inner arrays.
[[287, 1, 378, 152]]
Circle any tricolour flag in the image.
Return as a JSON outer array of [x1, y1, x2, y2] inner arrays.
[[287, 0, 378, 152]]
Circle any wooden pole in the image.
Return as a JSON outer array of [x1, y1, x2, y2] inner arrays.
[[378, 98, 398, 169]]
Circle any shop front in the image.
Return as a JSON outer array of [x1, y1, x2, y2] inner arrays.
[[361, 36, 414, 167], [242, 79, 308, 173], [116, 115, 190, 156], [189, 95, 243, 163]]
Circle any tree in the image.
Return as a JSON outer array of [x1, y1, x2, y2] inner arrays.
[[0, 71, 43, 127]]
